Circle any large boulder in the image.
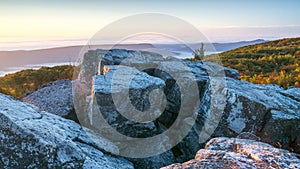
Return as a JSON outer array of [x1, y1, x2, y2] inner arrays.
[[0, 93, 133, 168], [162, 137, 300, 169], [209, 78, 300, 153], [88, 65, 177, 168], [184, 59, 300, 154], [21, 80, 78, 122]]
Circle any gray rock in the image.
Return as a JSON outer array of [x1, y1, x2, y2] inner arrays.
[[237, 132, 260, 141], [186, 62, 300, 153], [75, 49, 300, 167], [166, 59, 228, 163], [79, 50, 101, 86], [21, 80, 78, 122], [210, 78, 300, 153], [162, 137, 300, 169], [87, 65, 177, 168], [79, 49, 235, 82], [183, 60, 240, 80], [77, 50, 300, 165], [78, 49, 165, 85], [85, 54, 201, 167], [0, 93, 133, 168], [89, 65, 166, 138], [100, 49, 136, 65], [3, 48, 300, 168], [102, 49, 165, 69], [76, 49, 167, 126], [128, 151, 175, 169]]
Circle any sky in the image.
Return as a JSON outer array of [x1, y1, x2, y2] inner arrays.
[[0, 0, 300, 45]]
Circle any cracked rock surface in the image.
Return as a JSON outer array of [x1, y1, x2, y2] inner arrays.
[[0, 94, 133, 168]]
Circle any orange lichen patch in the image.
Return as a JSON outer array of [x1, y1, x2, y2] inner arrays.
[[276, 142, 282, 148], [98, 62, 110, 75], [249, 154, 261, 162], [236, 144, 262, 162], [103, 66, 110, 74]]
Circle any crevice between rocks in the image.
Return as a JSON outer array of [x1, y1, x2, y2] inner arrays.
[[280, 92, 300, 102], [72, 135, 116, 157], [17, 113, 43, 122], [257, 108, 273, 133]]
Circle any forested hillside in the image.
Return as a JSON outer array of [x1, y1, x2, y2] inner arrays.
[[0, 65, 74, 98], [211, 37, 300, 88]]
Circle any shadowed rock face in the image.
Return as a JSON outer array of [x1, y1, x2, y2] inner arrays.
[[0, 94, 134, 169], [162, 137, 300, 169]]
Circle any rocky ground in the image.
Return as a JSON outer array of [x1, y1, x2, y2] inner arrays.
[[162, 137, 300, 169], [1, 49, 300, 168]]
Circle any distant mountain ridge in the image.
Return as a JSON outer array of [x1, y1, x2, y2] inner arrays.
[[0, 43, 155, 76], [153, 39, 266, 53], [0, 39, 266, 76], [212, 39, 266, 51]]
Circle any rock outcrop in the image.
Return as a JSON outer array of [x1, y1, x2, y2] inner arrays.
[[21, 80, 77, 122], [0, 93, 133, 168], [3, 49, 299, 168], [74, 49, 300, 168], [162, 137, 300, 169]]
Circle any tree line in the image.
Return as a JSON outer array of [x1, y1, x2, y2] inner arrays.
[[0, 65, 74, 98], [191, 37, 300, 89]]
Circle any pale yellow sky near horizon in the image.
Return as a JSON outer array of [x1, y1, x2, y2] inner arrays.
[[1, 0, 299, 43]]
